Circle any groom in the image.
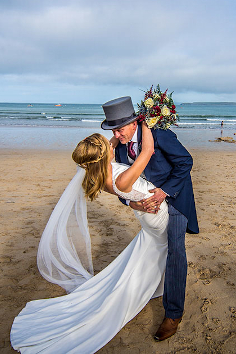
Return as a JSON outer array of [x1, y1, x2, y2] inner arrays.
[[101, 96, 199, 341]]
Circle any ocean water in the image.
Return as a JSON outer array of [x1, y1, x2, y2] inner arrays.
[[178, 102, 236, 128], [0, 102, 236, 150]]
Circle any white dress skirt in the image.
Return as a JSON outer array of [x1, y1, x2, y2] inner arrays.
[[10, 162, 169, 354]]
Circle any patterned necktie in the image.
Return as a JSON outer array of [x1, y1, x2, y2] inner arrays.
[[128, 141, 136, 160]]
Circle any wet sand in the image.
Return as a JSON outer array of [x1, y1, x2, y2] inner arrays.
[[0, 148, 235, 353]]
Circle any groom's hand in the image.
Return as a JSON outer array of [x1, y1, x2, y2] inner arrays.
[[142, 188, 167, 213]]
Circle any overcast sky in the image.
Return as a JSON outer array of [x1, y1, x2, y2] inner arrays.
[[0, 0, 236, 104]]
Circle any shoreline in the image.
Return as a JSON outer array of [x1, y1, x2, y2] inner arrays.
[[0, 148, 236, 353], [0, 125, 236, 151]]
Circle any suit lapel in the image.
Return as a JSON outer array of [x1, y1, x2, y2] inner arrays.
[[137, 124, 142, 144]]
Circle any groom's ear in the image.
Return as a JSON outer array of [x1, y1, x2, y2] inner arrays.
[[131, 121, 138, 134]]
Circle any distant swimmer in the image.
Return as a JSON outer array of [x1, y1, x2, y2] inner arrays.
[[221, 120, 224, 127]]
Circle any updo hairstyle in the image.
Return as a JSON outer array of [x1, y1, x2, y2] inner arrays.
[[72, 133, 110, 201]]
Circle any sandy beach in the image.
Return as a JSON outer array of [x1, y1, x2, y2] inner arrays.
[[0, 147, 236, 353]]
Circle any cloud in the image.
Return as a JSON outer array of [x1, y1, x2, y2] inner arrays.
[[0, 0, 236, 102]]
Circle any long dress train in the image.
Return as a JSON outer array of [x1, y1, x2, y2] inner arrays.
[[10, 162, 168, 354]]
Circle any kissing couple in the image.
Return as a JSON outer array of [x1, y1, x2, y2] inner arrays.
[[11, 91, 199, 353]]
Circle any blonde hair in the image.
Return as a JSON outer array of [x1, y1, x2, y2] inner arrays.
[[72, 133, 110, 201]]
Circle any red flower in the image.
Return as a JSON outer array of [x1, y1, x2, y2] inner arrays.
[[154, 106, 161, 114], [144, 85, 153, 100], [137, 114, 146, 122]]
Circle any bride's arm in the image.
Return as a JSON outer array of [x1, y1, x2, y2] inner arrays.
[[115, 122, 154, 192]]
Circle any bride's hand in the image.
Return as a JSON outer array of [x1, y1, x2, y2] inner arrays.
[[129, 199, 160, 214], [110, 136, 119, 149]]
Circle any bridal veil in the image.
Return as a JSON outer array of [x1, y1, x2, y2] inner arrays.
[[37, 167, 94, 293]]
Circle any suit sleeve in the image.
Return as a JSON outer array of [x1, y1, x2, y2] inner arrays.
[[153, 129, 193, 199]]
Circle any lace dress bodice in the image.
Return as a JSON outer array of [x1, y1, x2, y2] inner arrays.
[[112, 162, 155, 202]]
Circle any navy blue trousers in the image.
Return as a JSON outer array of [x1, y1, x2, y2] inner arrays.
[[163, 204, 188, 319]]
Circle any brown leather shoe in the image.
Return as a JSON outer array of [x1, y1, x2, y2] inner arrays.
[[154, 317, 182, 341]]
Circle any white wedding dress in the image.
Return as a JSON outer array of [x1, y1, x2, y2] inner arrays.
[[10, 162, 168, 354]]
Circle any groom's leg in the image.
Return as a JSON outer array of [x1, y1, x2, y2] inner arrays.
[[163, 204, 188, 319]]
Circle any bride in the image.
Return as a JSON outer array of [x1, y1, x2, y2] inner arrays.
[[10, 122, 169, 353]]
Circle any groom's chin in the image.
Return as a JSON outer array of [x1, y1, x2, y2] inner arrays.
[[119, 138, 128, 144]]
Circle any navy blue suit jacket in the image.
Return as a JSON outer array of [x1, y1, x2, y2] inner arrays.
[[115, 125, 199, 234]]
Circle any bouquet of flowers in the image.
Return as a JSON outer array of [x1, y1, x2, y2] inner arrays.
[[137, 84, 179, 130]]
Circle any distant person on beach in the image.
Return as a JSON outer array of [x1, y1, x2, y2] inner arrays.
[[11, 121, 170, 352], [101, 92, 199, 341], [221, 121, 224, 137]]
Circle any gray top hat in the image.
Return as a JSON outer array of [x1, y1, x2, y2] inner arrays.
[[101, 96, 137, 130]]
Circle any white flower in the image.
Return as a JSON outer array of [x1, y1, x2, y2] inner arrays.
[[144, 98, 154, 108], [146, 117, 158, 128], [161, 105, 170, 116]]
